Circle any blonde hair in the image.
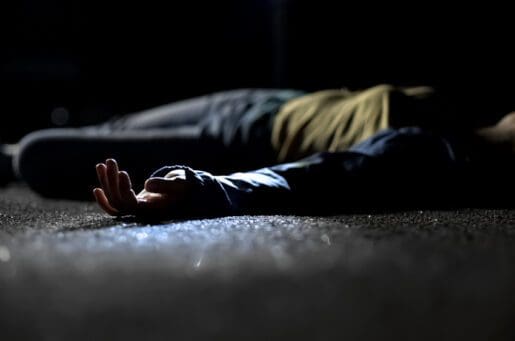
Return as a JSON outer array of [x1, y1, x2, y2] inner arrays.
[[271, 84, 433, 162]]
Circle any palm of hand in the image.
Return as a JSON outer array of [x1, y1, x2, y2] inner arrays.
[[93, 159, 191, 217]]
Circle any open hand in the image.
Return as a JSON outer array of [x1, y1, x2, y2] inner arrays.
[[93, 159, 192, 217]]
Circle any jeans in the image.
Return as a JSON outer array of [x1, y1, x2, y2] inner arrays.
[[15, 89, 304, 199]]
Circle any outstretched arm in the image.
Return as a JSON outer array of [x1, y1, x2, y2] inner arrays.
[[93, 128, 463, 218]]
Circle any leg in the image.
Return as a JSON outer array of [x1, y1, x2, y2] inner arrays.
[[15, 127, 228, 199], [15, 89, 303, 199], [105, 88, 287, 130], [108, 92, 212, 130]]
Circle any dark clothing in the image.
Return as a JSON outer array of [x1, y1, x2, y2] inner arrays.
[[15, 89, 304, 198], [14, 88, 507, 212], [150, 127, 509, 216]]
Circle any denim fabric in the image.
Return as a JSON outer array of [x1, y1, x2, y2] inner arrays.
[[15, 89, 303, 199]]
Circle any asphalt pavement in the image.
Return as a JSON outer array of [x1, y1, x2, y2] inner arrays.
[[1, 184, 515, 340]]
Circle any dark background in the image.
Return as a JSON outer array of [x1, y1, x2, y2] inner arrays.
[[1, 0, 513, 142]]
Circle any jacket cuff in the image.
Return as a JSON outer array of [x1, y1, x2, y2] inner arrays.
[[150, 165, 235, 217]]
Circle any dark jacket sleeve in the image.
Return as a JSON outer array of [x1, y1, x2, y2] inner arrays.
[[151, 128, 465, 216]]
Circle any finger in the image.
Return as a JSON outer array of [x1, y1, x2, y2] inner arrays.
[[145, 177, 190, 194], [106, 159, 123, 208], [118, 171, 138, 210], [93, 188, 120, 216], [97, 162, 115, 206], [137, 190, 167, 203], [96, 163, 109, 193], [96, 163, 119, 209]]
